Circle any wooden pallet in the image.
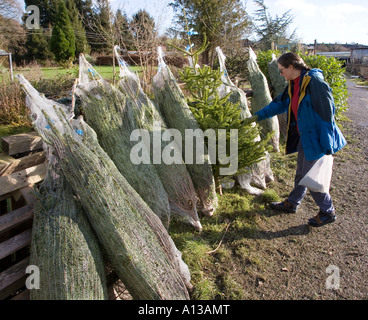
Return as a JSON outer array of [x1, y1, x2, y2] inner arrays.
[[0, 132, 130, 300], [0, 131, 46, 300]]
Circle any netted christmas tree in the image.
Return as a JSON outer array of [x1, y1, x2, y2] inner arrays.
[[247, 47, 280, 153], [169, 35, 269, 194], [268, 53, 288, 139], [216, 46, 274, 194]]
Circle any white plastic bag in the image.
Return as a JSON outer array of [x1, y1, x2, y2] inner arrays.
[[299, 155, 334, 193]]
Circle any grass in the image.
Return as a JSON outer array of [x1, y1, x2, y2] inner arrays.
[[352, 76, 368, 86], [0, 124, 32, 137], [10, 65, 142, 81], [168, 112, 355, 300], [168, 152, 291, 300]]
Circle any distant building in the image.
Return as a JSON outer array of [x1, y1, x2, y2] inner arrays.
[[348, 47, 368, 78], [316, 51, 351, 67], [350, 47, 368, 64], [315, 52, 351, 59]]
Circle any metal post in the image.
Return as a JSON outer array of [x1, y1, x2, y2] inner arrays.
[[8, 53, 14, 82]]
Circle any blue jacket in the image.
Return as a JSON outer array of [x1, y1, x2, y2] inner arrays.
[[255, 68, 347, 161]]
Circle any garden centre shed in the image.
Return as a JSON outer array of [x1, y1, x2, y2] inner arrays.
[[0, 49, 14, 81], [349, 47, 368, 78], [351, 47, 368, 64], [316, 51, 351, 67]]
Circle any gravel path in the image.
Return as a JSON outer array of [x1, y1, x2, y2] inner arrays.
[[245, 80, 368, 300]]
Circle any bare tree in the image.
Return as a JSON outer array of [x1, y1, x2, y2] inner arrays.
[[0, 0, 23, 54], [169, 0, 251, 66], [84, 0, 119, 83], [0, 0, 21, 21], [128, 9, 159, 92], [85, 2, 161, 92]]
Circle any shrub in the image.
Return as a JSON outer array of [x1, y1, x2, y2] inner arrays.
[[256, 50, 349, 119], [0, 79, 31, 127], [256, 49, 281, 86], [301, 53, 349, 118]]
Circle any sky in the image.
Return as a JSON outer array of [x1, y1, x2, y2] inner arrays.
[[110, 0, 368, 45]]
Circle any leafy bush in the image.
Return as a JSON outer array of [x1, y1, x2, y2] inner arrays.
[[301, 53, 349, 118], [0, 69, 77, 128], [256, 50, 281, 86]]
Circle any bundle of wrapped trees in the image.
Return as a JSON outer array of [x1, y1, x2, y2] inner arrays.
[[18, 74, 191, 300], [75, 56, 171, 229], [114, 47, 202, 231]]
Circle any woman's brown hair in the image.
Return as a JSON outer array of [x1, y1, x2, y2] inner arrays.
[[277, 52, 311, 71]]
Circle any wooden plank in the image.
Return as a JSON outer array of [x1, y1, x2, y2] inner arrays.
[[0, 229, 32, 260], [0, 153, 15, 174], [10, 289, 30, 300], [19, 185, 37, 205], [0, 193, 12, 203], [12, 185, 37, 203], [0, 205, 34, 236], [0, 257, 30, 300], [0, 151, 46, 177], [0, 163, 46, 197], [1, 132, 43, 156]]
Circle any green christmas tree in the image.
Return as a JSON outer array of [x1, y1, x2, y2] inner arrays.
[[171, 31, 270, 193], [50, 1, 76, 65]]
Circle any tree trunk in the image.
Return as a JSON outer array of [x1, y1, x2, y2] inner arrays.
[[215, 177, 223, 196]]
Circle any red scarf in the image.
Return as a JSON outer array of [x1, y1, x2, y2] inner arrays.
[[291, 76, 301, 132]]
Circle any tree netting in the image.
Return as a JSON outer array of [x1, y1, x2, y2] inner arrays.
[[17, 74, 191, 300], [247, 47, 280, 153], [268, 53, 288, 139], [75, 54, 171, 229], [152, 47, 218, 217], [30, 156, 108, 300], [268, 53, 288, 97], [114, 46, 202, 231], [216, 47, 274, 194]]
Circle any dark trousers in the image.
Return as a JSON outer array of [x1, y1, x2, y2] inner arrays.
[[288, 142, 335, 214]]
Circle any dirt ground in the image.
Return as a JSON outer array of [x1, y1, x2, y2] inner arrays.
[[240, 80, 368, 300]]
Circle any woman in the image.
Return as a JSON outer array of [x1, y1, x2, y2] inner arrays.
[[248, 52, 346, 227]]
